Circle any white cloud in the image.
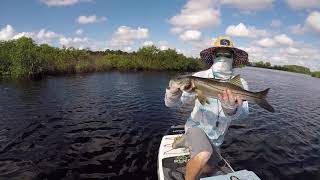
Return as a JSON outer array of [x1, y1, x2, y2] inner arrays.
[[159, 41, 169, 50], [169, 0, 221, 31], [141, 40, 180, 52], [180, 37, 215, 57], [142, 41, 154, 46], [225, 23, 270, 38], [76, 15, 107, 24], [170, 0, 276, 50], [288, 12, 320, 35], [12, 32, 34, 40], [157, 40, 181, 51], [59, 37, 89, 49], [170, 27, 184, 34], [243, 46, 267, 55], [221, 0, 274, 10], [290, 24, 305, 35], [286, 0, 320, 9], [271, 20, 282, 27], [243, 32, 320, 70], [244, 45, 320, 71], [257, 34, 294, 47], [123, 47, 133, 52], [76, 29, 83, 35], [58, 36, 103, 50], [179, 30, 202, 41], [242, 46, 269, 62], [0, 25, 15, 41], [0, 24, 104, 50], [226, 23, 251, 37], [15, 29, 60, 44], [41, 0, 91, 7], [36, 29, 59, 39], [286, 47, 300, 55], [176, 48, 184, 54], [193, 37, 214, 49], [305, 11, 320, 34], [109, 26, 149, 47], [59, 36, 103, 50], [160, 45, 168, 50], [0, 25, 60, 44], [257, 38, 277, 47], [274, 34, 293, 46], [273, 46, 320, 70]]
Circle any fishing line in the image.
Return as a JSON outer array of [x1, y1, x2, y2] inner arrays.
[[211, 71, 229, 127]]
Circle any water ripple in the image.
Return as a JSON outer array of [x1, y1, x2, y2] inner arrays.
[[0, 69, 319, 179]]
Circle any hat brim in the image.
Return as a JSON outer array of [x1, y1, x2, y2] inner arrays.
[[200, 47, 248, 67]]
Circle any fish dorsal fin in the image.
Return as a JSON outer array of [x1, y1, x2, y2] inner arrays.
[[229, 74, 243, 88]]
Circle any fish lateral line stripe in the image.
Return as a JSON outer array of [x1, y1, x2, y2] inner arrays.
[[196, 81, 240, 93], [197, 82, 226, 92], [192, 77, 264, 99], [201, 82, 244, 94], [197, 83, 262, 99]]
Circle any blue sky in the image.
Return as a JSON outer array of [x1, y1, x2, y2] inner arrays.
[[0, 0, 320, 70]]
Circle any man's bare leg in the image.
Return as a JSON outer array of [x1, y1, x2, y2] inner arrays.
[[201, 164, 215, 176], [185, 151, 211, 180]]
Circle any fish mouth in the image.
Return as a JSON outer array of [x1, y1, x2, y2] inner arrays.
[[173, 75, 198, 91]]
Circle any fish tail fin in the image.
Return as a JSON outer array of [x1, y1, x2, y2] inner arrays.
[[259, 88, 270, 99], [255, 88, 275, 112]]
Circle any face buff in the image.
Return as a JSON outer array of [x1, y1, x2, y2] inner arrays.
[[211, 52, 234, 80]]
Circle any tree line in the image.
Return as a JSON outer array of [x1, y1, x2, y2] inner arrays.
[[0, 37, 319, 79], [247, 61, 320, 78], [0, 37, 205, 79]]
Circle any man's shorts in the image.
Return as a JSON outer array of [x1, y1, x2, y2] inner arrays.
[[184, 127, 222, 167]]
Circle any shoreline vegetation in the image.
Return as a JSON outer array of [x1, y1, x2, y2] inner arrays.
[[247, 61, 320, 78], [0, 37, 205, 79], [0, 37, 319, 79]]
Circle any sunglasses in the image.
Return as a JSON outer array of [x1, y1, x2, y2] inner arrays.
[[214, 52, 233, 58]]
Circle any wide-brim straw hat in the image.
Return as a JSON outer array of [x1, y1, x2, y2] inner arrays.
[[200, 36, 249, 67]]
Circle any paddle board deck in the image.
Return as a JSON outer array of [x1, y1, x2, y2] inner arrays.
[[158, 125, 261, 180]]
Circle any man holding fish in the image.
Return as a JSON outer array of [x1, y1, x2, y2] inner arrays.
[[164, 36, 274, 180]]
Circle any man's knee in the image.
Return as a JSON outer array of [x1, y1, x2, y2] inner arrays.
[[187, 127, 204, 135], [186, 127, 213, 157], [193, 151, 211, 166]]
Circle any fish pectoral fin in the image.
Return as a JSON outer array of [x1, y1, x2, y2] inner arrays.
[[229, 74, 243, 88], [197, 94, 210, 105], [195, 89, 210, 105]]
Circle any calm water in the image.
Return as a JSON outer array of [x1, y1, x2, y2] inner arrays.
[[0, 67, 320, 180]]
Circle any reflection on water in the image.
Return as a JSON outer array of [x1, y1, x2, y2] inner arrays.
[[0, 67, 320, 180]]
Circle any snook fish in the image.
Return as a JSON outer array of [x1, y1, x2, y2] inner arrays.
[[171, 75, 275, 112]]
